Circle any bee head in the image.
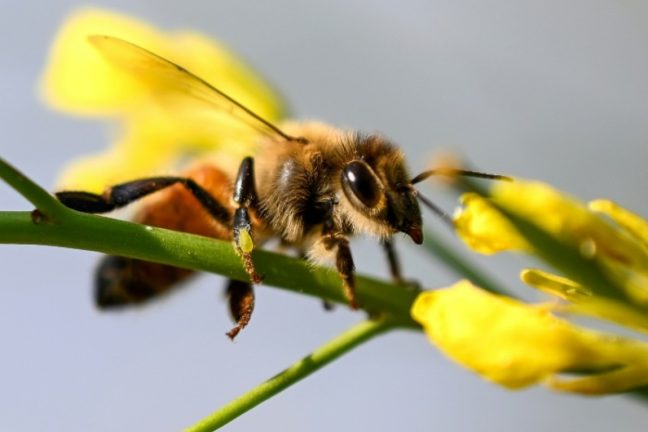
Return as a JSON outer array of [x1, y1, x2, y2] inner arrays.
[[339, 135, 423, 244]]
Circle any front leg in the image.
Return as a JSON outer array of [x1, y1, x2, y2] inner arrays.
[[333, 235, 357, 309], [381, 237, 421, 291], [381, 238, 404, 284], [319, 211, 358, 309]]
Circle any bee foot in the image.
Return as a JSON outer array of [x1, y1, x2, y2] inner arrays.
[[226, 279, 255, 340], [226, 325, 243, 341]]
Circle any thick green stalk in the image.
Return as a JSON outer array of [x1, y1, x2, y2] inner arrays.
[[185, 319, 392, 432], [0, 210, 420, 327]]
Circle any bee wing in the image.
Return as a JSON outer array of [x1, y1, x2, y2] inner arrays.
[[88, 35, 302, 142]]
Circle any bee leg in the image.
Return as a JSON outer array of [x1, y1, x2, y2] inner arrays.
[[321, 230, 357, 309], [56, 176, 230, 225], [381, 238, 421, 291], [232, 157, 263, 284], [381, 238, 404, 283], [225, 279, 255, 340], [322, 299, 336, 311]]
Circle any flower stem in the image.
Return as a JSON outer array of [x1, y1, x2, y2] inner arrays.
[[0, 157, 68, 220], [185, 319, 392, 432], [0, 210, 420, 326]]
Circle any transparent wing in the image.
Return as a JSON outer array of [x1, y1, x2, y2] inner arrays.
[[89, 35, 303, 143]]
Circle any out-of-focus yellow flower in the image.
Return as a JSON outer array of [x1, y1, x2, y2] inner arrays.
[[590, 199, 648, 253], [454, 192, 530, 254], [436, 180, 648, 394], [41, 8, 286, 192], [455, 181, 648, 265], [411, 280, 648, 394], [521, 268, 648, 334], [454, 180, 648, 307]]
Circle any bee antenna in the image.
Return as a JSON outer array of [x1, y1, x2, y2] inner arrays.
[[410, 169, 512, 185], [416, 191, 455, 228]]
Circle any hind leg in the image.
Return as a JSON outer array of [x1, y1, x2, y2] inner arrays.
[[56, 176, 231, 224], [225, 279, 255, 340]]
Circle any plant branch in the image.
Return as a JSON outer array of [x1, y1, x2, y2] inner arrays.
[[185, 319, 392, 432], [0, 157, 69, 220], [0, 210, 420, 327]]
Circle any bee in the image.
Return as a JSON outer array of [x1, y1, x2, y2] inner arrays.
[[56, 35, 505, 339]]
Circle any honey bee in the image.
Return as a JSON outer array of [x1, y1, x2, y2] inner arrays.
[[56, 35, 505, 339]]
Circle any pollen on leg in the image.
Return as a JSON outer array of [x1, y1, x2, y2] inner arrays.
[[237, 227, 255, 253], [233, 226, 262, 284]]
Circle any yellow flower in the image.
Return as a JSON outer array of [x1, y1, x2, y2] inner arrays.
[[455, 181, 646, 263], [411, 280, 648, 394], [454, 179, 648, 308], [521, 268, 648, 334], [433, 180, 648, 394], [454, 192, 531, 254], [41, 8, 286, 192]]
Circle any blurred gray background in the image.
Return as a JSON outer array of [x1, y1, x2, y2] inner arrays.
[[2, 1, 648, 431]]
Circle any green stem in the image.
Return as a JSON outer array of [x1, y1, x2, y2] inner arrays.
[[0, 157, 68, 220], [185, 319, 392, 432], [0, 211, 419, 327]]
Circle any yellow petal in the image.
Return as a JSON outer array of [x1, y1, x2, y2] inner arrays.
[[56, 114, 178, 192], [590, 199, 648, 252], [59, 105, 263, 192], [41, 8, 164, 114], [549, 361, 648, 395], [456, 180, 648, 306], [43, 8, 286, 191], [493, 181, 648, 270], [411, 280, 648, 393], [453, 193, 530, 254], [520, 269, 591, 301], [42, 8, 284, 119], [521, 269, 648, 334]]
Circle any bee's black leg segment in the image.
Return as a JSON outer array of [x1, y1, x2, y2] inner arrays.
[[232, 157, 262, 284], [381, 238, 420, 291], [319, 199, 357, 308], [56, 176, 230, 225], [336, 237, 357, 309], [322, 232, 357, 309], [225, 279, 255, 340], [55, 191, 119, 213], [321, 299, 335, 311], [381, 238, 404, 283], [233, 157, 257, 208]]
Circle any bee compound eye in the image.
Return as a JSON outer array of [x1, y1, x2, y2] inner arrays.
[[341, 161, 381, 208]]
